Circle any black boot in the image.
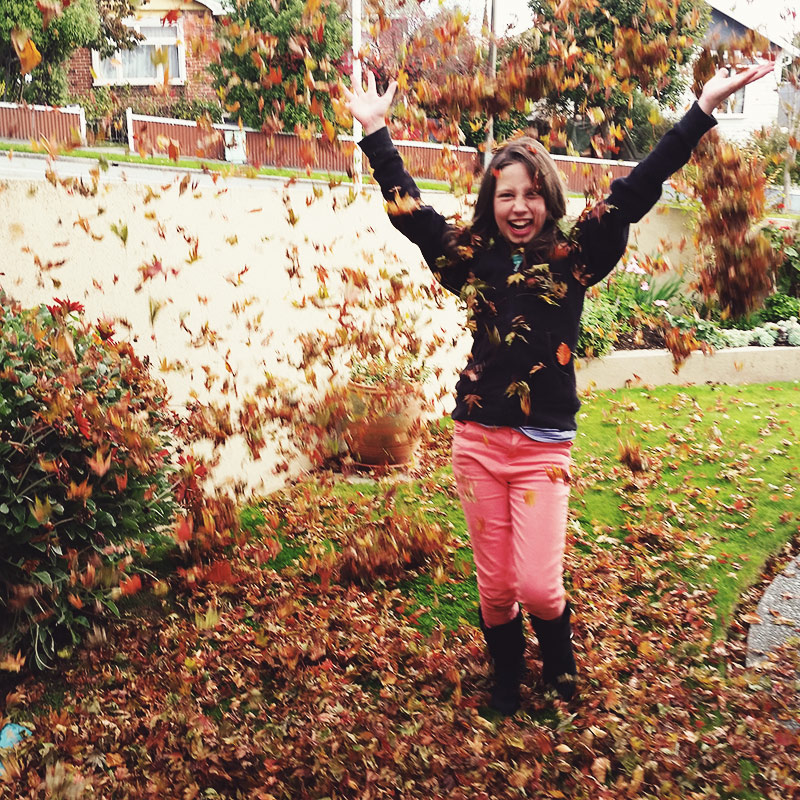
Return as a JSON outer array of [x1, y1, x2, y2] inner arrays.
[[529, 601, 577, 701], [479, 607, 526, 715]]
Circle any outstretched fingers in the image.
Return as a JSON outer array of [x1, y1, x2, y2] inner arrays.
[[737, 62, 775, 86]]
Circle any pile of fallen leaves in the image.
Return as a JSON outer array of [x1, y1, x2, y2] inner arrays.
[[2, 420, 799, 799]]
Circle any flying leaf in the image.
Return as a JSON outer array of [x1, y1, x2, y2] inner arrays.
[[11, 28, 41, 75], [110, 221, 128, 245], [36, 0, 63, 28]]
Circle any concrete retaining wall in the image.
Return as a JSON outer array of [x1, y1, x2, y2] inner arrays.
[[576, 346, 800, 390]]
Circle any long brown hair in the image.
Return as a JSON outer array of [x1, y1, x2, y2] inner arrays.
[[448, 137, 567, 264]]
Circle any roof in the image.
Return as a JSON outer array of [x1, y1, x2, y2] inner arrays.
[[195, 0, 225, 14], [705, 0, 800, 58]]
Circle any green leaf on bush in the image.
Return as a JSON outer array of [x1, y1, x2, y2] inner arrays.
[[103, 598, 121, 618], [32, 571, 53, 587]]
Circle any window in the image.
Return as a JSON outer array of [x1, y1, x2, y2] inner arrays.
[[717, 86, 745, 116], [92, 18, 185, 86]]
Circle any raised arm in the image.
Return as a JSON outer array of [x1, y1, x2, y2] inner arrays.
[[342, 70, 398, 136], [575, 62, 775, 286], [697, 62, 775, 116], [343, 72, 463, 290]]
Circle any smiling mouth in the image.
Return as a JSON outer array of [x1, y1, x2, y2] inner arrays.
[[508, 220, 532, 233]]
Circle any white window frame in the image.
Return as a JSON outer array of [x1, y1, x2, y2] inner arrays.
[[91, 16, 186, 87], [716, 85, 746, 117]]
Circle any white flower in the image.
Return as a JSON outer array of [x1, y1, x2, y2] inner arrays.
[[654, 299, 668, 308], [624, 260, 646, 275], [640, 281, 650, 291]]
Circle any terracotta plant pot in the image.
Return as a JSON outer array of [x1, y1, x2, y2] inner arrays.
[[345, 380, 424, 467]]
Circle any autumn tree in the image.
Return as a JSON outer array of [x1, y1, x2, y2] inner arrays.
[[516, 0, 708, 155], [210, 0, 349, 133], [1, 0, 100, 104], [361, 0, 427, 89], [0, 0, 143, 105], [92, 0, 142, 59]]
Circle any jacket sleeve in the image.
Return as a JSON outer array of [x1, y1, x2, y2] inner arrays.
[[359, 127, 467, 294], [574, 101, 718, 287]]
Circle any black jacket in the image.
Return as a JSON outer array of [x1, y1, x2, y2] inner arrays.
[[359, 103, 716, 430]]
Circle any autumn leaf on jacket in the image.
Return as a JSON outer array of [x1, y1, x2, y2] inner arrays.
[[386, 193, 421, 216], [505, 381, 531, 417], [556, 342, 571, 365], [463, 394, 482, 413]]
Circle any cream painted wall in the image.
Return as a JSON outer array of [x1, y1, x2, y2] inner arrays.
[[0, 164, 703, 495]]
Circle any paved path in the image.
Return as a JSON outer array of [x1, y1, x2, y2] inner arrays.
[[746, 554, 800, 667]]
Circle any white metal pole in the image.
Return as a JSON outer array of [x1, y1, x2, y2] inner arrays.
[[483, 0, 496, 170], [352, 0, 363, 191]]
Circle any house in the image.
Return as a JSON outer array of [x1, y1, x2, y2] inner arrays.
[[701, 0, 799, 142], [66, 0, 224, 106]]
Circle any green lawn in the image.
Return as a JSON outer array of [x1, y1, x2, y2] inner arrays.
[[247, 381, 800, 639]]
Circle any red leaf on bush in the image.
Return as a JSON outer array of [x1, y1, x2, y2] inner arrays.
[[119, 574, 142, 596], [174, 516, 194, 544], [88, 448, 113, 477], [67, 478, 93, 502], [74, 406, 91, 438]]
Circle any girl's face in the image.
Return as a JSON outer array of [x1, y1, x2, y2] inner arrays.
[[493, 162, 547, 245]]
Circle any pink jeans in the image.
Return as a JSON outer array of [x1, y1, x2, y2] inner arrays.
[[451, 421, 572, 628]]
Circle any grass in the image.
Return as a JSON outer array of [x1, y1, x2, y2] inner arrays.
[[572, 382, 799, 635], [247, 380, 800, 641], [0, 139, 452, 192]]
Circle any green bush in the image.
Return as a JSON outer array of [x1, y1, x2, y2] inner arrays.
[[762, 221, 800, 298], [762, 292, 800, 323], [578, 292, 629, 358], [578, 262, 685, 357], [0, 294, 177, 668]]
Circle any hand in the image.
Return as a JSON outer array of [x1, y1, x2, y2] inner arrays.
[[342, 70, 398, 136], [698, 62, 775, 116]]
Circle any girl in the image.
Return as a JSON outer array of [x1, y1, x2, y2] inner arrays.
[[344, 62, 773, 713]]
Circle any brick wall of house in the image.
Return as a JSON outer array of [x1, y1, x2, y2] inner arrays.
[[66, 48, 93, 95], [65, 10, 219, 106], [183, 11, 219, 101]]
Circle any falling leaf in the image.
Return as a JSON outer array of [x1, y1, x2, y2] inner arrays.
[[0, 651, 26, 672], [591, 757, 610, 783], [11, 28, 41, 75], [36, 0, 63, 28], [110, 221, 128, 245]]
